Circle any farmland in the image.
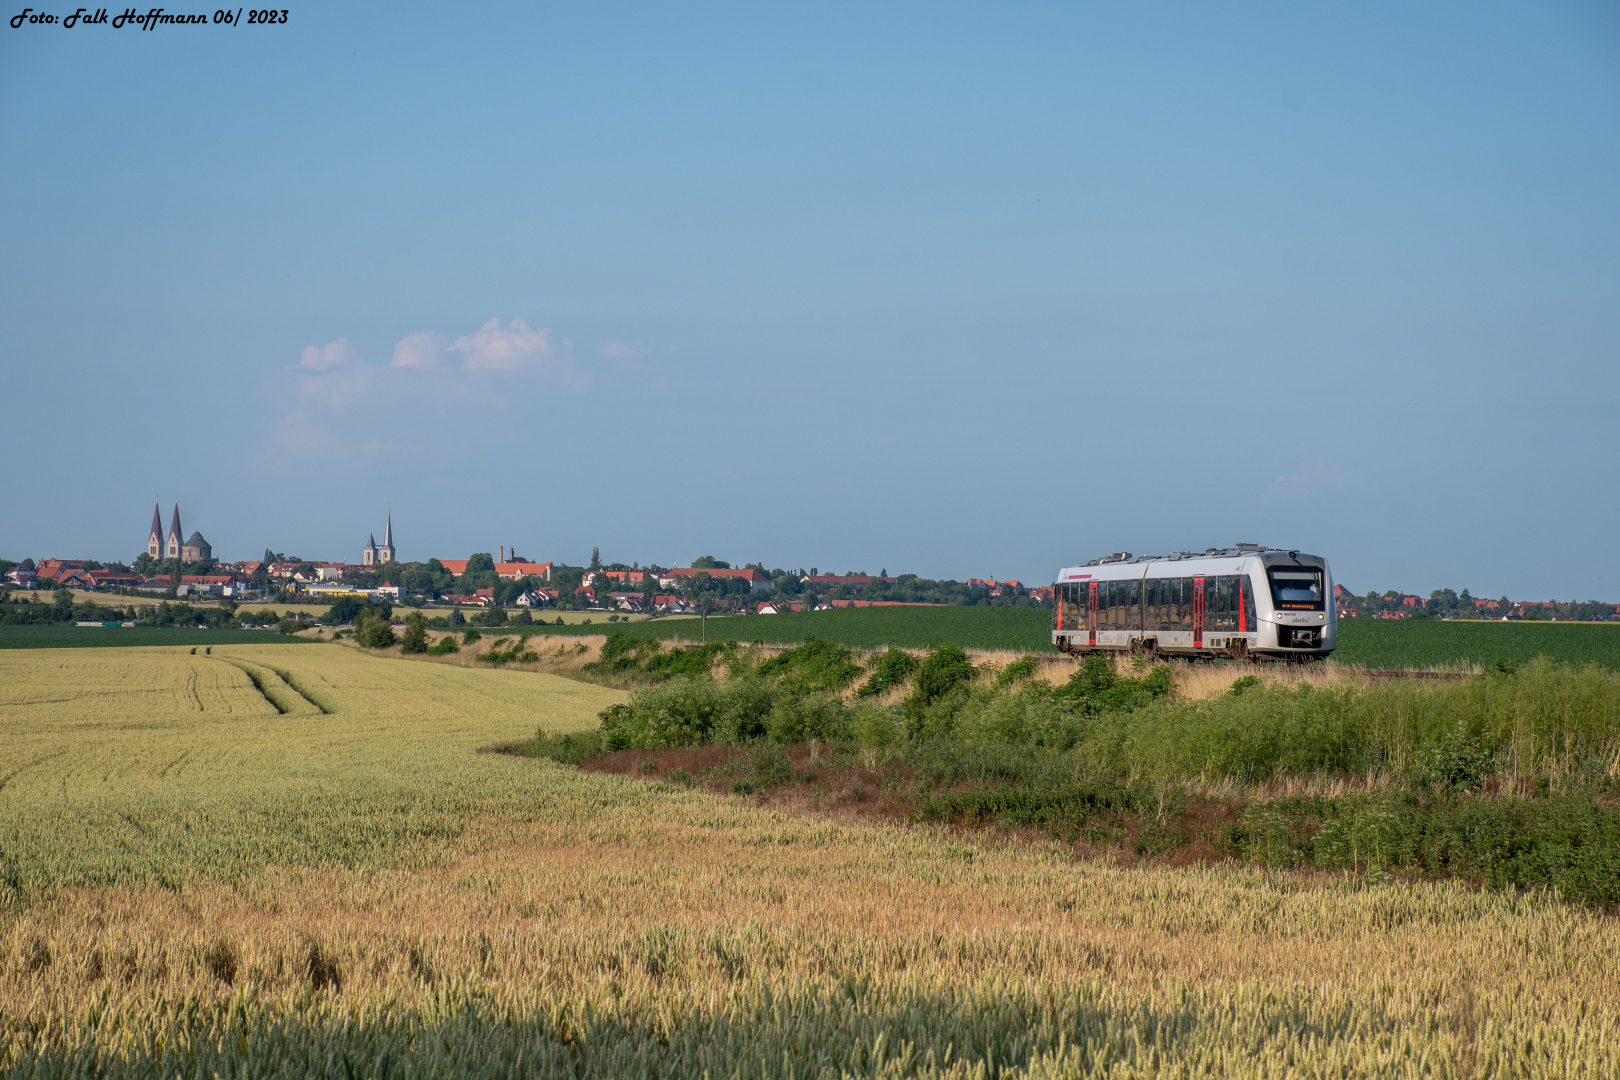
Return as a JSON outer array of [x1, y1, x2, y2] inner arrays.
[[0, 625, 314, 650], [526, 605, 1060, 652], [4, 643, 1620, 1076], [517, 605, 1620, 670]]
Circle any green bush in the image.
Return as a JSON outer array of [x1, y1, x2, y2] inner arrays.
[[599, 676, 779, 751], [426, 636, 460, 656], [858, 647, 920, 697], [907, 644, 976, 713], [766, 692, 853, 745], [994, 655, 1042, 688], [517, 729, 605, 765], [756, 638, 864, 693], [357, 615, 396, 649]]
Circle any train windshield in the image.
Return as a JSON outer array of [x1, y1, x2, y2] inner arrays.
[[1267, 569, 1324, 610]]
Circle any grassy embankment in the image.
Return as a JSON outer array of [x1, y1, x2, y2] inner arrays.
[[514, 633, 1620, 907], [2, 643, 1619, 1076]]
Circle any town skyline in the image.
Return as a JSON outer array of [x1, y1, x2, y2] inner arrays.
[[4, 499, 1616, 613]]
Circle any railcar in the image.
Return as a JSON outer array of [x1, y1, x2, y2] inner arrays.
[[1052, 544, 1335, 662]]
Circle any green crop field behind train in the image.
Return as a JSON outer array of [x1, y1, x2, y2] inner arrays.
[[517, 606, 1620, 669]]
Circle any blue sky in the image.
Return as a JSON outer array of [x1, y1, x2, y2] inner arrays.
[[2, 2, 1616, 598]]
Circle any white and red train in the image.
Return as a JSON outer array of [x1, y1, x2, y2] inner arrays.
[[1052, 544, 1335, 661]]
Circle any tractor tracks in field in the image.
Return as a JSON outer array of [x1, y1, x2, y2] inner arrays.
[[0, 749, 69, 794], [261, 664, 333, 714], [214, 657, 329, 716]]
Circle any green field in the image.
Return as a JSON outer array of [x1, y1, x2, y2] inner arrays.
[[8, 609, 1617, 670], [525, 606, 1058, 651], [516, 606, 1620, 669], [0, 625, 313, 650], [1335, 618, 1620, 670]]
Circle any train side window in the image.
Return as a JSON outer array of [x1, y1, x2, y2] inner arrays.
[[1065, 583, 1086, 630], [1219, 576, 1237, 630], [1241, 576, 1257, 631], [1127, 579, 1141, 630]]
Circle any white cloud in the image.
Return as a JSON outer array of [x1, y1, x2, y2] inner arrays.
[[260, 318, 601, 466], [449, 318, 551, 371], [299, 338, 359, 371], [391, 330, 446, 369]]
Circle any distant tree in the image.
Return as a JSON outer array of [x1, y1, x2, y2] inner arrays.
[[590, 547, 602, 571], [465, 553, 495, 576], [448, 607, 465, 626], [513, 609, 532, 625], [358, 612, 397, 649], [82, 560, 103, 571], [692, 555, 729, 569], [327, 596, 365, 625], [399, 611, 429, 653], [20, 558, 36, 570], [52, 587, 74, 622]]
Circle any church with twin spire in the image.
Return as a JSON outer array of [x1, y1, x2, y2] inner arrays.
[[146, 503, 211, 563], [362, 511, 397, 566]]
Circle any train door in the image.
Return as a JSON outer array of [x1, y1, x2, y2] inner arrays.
[[1087, 582, 1098, 647], [1192, 577, 1205, 648]]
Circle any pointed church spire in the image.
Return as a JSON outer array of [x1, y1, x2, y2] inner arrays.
[[383, 507, 392, 549], [149, 504, 163, 541], [167, 504, 182, 560]]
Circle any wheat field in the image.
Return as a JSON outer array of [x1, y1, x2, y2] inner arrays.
[[2, 644, 1618, 1077]]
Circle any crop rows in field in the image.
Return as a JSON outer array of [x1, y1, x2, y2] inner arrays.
[[1333, 618, 1620, 670], [522, 606, 1060, 652], [0, 625, 313, 650], [515, 606, 1620, 670], [0, 645, 620, 888]]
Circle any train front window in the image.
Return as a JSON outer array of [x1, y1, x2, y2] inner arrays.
[[1268, 569, 1324, 610]]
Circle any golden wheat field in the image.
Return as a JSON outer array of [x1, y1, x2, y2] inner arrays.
[[2, 644, 1619, 1078]]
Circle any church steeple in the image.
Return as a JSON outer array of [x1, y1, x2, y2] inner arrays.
[[166, 504, 183, 560], [377, 507, 394, 563], [147, 503, 164, 558]]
